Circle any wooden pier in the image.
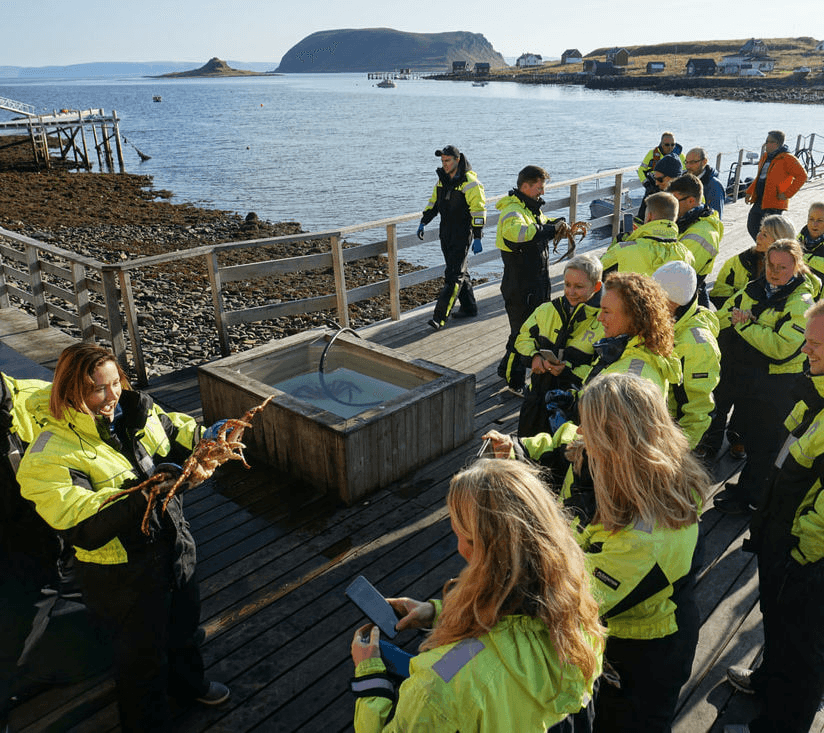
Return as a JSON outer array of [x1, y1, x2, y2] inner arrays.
[[0, 96, 125, 172], [3, 180, 824, 731]]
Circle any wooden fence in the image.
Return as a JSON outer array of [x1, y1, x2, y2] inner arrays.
[[2, 142, 819, 386]]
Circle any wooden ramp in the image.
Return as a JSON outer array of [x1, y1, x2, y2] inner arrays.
[[5, 179, 824, 731]]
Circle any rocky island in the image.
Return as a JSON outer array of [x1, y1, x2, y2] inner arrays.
[[276, 28, 506, 73], [153, 57, 277, 78]]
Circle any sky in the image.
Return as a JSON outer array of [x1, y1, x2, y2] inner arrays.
[[1, 0, 818, 68]]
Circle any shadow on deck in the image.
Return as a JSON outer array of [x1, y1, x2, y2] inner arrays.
[[7, 175, 824, 731]]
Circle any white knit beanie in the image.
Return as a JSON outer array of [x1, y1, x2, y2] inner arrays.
[[652, 260, 697, 306]]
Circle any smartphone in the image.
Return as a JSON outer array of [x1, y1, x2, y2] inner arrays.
[[379, 640, 413, 678], [539, 349, 562, 365], [345, 575, 398, 639]]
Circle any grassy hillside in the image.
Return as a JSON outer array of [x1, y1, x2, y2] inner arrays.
[[492, 37, 822, 78]]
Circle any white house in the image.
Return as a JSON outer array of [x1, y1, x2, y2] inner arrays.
[[561, 49, 583, 65], [718, 39, 775, 75], [516, 53, 543, 68]]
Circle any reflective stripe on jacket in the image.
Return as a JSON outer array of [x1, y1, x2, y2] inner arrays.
[[422, 169, 486, 238], [678, 209, 724, 278], [494, 193, 553, 253], [581, 335, 682, 395], [601, 218, 694, 277], [669, 304, 721, 449], [577, 518, 699, 639], [353, 612, 600, 732], [749, 374, 824, 565], [19, 386, 200, 568]]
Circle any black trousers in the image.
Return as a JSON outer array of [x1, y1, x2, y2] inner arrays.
[[78, 554, 205, 733], [498, 249, 551, 390], [746, 205, 783, 241], [751, 552, 824, 733], [433, 230, 475, 323], [593, 599, 699, 733], [734, 372, 800, 506]]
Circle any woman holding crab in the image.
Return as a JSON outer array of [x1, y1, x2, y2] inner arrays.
[[18, 343, 230, 732]]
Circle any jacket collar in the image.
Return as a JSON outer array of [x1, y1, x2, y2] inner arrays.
[[677, 203, 713, 233]]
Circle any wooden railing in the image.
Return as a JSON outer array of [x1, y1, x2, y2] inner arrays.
[[2, 150, 783, 387]]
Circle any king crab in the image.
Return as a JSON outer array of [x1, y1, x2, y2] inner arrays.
[[551, 220, 589, 264], [100, 395, 273, 535]]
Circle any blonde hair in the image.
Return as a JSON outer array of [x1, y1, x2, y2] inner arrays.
[[759, 214, 796, 243], [646, 191, 679, 221], [603, 272, 674, 357], [767, 238, 810, 277], [574, 373, 709, 531], [422, 459, 605, 680], [50, 343, 130, 421]]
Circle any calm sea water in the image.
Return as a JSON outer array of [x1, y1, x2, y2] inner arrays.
[[3, 72, 824, 264]]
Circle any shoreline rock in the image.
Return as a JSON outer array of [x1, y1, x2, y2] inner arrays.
[[0, 163, 449, 379]]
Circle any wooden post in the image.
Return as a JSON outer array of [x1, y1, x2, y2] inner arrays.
[[810, 133, 817, 178], [386, 223, 400, 320], [101, 119, 114, 172], [207, 251, 231, 356], [732, 148, 745, 202], [91, 122, 103, 171], [25, 244, 49, 329], [611, 173, 624, 239], [118, 269, 148, 386], [716, 152, 723, 172], [111, 111, 125, 173], [101, 269, 129, 371], [0, 240, 9, 308], [330, 235, 349, 328], [795, 134, 803, 155], [568, 183, 578, 223], [71, 262, 95, 342], [79, 120, 90, 170]]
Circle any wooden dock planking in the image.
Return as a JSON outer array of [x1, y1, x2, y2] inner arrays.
[[5, 180, 824, 731]]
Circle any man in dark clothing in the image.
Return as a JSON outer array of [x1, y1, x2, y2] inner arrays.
[[494, 165, 565, 394], [684, 146, 725, 219], [417, 145, 486, 331]]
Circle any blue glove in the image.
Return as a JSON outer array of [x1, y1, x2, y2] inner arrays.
[[545, 389, 575, 411], [471, 238, 482, 254], [416, 223, 425, 240], [202, 419, 228, 441]]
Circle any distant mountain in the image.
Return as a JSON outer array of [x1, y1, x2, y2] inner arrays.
[[152, 57, 274, 78], [277, 28, 507, 73], [0, 60, 278, 79]]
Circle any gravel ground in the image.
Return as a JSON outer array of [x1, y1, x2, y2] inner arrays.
[[0, 137, 465, 377]]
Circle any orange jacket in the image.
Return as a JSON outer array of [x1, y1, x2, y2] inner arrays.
[[746, 151, 807, 210]]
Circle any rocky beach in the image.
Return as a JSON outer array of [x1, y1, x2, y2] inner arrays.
[[0, 139, 446, 378]]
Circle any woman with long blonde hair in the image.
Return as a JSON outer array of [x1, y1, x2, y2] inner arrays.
[[350, 459, 605, 732], [568, 372, 709, 733]]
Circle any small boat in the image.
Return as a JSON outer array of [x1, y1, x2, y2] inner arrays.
[[153, 95, 162, 102], [376, 79, 396, 88], [472, 81, 488, 87]]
